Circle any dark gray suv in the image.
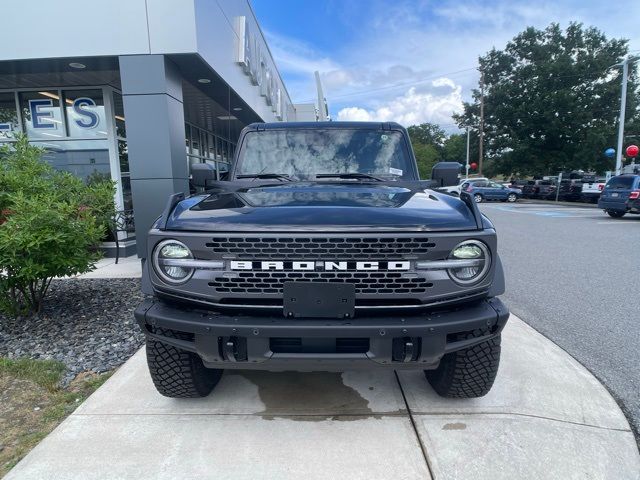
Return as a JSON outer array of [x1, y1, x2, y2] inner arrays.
[[135, 122, 509, 400], [598, 174, 640, 218]]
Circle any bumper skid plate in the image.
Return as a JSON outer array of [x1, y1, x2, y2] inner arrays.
[[135, 298, 509, 371]]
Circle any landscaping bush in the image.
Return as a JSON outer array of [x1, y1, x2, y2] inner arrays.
[[0, 135, 115, 317]]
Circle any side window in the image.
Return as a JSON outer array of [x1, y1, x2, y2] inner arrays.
[[474, 181, 488, 188], [461, 182, 469, 189]]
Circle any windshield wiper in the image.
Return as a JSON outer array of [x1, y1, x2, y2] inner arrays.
[[315, 173, 384, 182], [236, 173, 293, 182]]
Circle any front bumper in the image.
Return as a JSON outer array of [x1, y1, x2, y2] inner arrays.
[[135, 297, 509, 371]]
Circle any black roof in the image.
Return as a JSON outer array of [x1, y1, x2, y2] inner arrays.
[[244, 121, 406, 131]]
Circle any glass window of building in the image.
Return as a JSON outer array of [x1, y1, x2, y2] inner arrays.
[[191, 127, 200, 157], [185, 124, 191, 154], [113, 92, 126, 139], [207, 134, 216, 160], [121, 176, 132, 211], [63, 89, 107, 139], [0, 92, 19, 140], [19, 91, 65, 140], [32, 139, 111, 182], [118, 140, 129, 174]]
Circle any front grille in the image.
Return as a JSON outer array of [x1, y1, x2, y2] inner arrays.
[[205, 236, 436, 260], [208, 271, 433, 295]]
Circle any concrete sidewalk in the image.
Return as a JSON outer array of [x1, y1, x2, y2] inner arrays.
[[73, 255, 142, 279], [6, 316, 639, 480]]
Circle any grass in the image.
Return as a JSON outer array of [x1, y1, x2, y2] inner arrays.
[[0, 358, 111, 478], [0, 358, 67, 391]]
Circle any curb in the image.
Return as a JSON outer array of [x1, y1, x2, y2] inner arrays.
[[518, 199, 599, 208]]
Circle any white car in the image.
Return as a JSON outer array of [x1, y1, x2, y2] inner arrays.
[[441, 177, 489, 196]]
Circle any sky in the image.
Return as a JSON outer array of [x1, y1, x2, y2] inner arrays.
[[251, 0, 640, 132]]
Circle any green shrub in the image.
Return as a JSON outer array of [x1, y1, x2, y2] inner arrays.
[[0, 135, 115, 317]]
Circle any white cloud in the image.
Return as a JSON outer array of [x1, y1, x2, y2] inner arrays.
[[337, 79, 464, 128], [263, 0, 640, 130]]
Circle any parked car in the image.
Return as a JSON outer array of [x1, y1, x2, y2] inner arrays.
[[508, 179, 529, 192], [461, 179, 520, 203], [441, 177, 488, 196], [520, 180, 538, 198], [557, 179, 583, 201], [598, 174, 640, 218], [135, 122, 509, 400], [537, 181, 558, 200], [521, 180, 556, 199], [580, 179, 606, 203]]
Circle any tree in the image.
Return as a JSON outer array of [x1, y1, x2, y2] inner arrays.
[[408, 123, 477, 177], [455, 23, 639, 176], [407, 123, 447, 148], [412, 142, 440, 178], [442, 133, 467, 162]]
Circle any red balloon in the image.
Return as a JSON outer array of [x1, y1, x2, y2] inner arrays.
[[626, 145, 639, 158], [470, 162, 478, 170]]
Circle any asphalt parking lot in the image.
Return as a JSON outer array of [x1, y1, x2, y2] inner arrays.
[[480, 201, 640, 439]]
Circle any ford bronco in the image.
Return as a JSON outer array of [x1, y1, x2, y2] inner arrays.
[[134, 122, 509, 399]]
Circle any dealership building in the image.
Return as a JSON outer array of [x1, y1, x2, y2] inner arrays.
[[0, 0, 320, 256]]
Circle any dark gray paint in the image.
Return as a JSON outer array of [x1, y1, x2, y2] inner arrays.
[[145, 229, 498, 311], [120, 55, 189, 256]]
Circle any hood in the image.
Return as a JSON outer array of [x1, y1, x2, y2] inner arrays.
[[164, 183, 478, 232]]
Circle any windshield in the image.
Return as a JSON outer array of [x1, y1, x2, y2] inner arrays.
[[605, 176, 635, 190], [235, 129, 415, 180]]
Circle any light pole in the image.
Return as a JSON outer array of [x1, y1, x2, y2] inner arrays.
[[478, 70, 485, 176], [614, 56, 637, 175], [465, 126, 470, 179]]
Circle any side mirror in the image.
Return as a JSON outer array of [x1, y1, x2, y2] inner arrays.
[[191, 163, 217, 188], [431, 162, 462, 187]]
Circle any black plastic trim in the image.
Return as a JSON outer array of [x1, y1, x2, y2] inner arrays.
[[135, 297, 509, 371]]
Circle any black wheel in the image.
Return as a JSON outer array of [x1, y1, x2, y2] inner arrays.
[[473, 193, 483, 203], [507, 193, 517, 203], [146, 329, 223, 398], [425, 331, 501, 398], [606, 210, 626, 218]]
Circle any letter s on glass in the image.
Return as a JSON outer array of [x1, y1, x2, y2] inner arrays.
[[73, 97, 99, 128]]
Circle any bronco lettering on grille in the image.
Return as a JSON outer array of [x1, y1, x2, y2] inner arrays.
[[229, 261, 411, 271]]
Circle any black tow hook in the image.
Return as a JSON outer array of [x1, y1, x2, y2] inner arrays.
[[392, 337, 421, 362], [221, 336, 248, 362]]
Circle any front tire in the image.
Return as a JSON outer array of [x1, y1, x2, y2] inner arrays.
[[606, 210, 626, 218], [425, 331, 501, 398], [473, 194, 483, 203], [146, 330, 223, 398]]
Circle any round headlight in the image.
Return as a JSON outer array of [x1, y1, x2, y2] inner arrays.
[[447, 240, 491, 285], [153, 239, 194, 284]]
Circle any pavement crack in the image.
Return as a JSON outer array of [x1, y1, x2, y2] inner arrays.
[[406, 410, 632, 433], [394, 370, 436, 480]]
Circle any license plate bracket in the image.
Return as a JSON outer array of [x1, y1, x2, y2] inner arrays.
[[283, 282, 355, 319]]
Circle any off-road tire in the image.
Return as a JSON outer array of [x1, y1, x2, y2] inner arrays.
[[606, 210, 626, 218], [146, 329, 223, 398], [425, 331, 501, 398]]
